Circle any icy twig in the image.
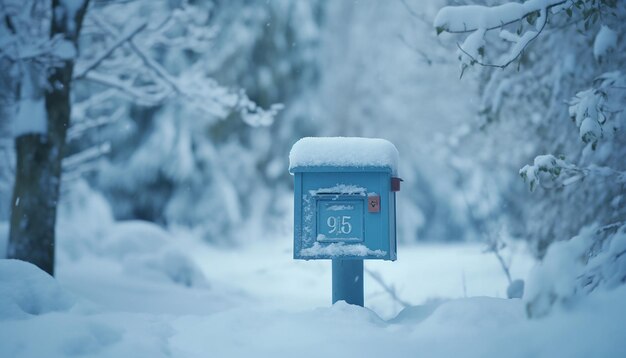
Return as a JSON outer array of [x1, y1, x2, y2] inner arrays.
[[365, 268, 412, 308]]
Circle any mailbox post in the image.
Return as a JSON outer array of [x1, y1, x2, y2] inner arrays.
[[289, 137, 400, 307]]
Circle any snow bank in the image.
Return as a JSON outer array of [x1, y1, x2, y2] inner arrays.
[[57, 180, 114, 260], [0, 260, 76, 320], [289, 137, 399, 174], [169, 289, 626, 358], [0, 260, 169, 358], [2, 239, 625, 358], [419, 296, 524, 331], [2, 282, 624, 358]]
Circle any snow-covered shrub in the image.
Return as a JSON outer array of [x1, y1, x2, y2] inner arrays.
[[123, 250, 208, 288], [57, 180, 114, 261], [434, 0, 626, 315], [57, 180, 208, 288], [435, 0, 626, 254], [525, 223, 626, 317], [94, 220, 209, 288], [101, 220, 208, 288]]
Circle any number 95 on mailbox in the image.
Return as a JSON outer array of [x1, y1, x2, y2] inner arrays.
[[289, 137, 400, 261]]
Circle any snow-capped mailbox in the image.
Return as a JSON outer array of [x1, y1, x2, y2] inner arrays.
[[289, 137, 399, 261]]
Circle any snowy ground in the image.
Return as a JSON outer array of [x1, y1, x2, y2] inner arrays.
[[62, 235, 534, 319], [1, 218, 625, 358], [177, 236, 533, 319]]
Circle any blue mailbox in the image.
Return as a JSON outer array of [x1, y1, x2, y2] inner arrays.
[[289, 137, 400, 261]]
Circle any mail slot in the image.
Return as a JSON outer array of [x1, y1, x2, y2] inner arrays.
[[289, 137, 399, 261]]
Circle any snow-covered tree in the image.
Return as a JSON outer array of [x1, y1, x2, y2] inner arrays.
[[2, 0, 90, 276], [2, 0, 281, 274], [434, 0, 625, 315]]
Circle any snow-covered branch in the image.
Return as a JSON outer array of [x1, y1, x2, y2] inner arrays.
[[0, 1, 77, 66], [0, 34, 76, 65], [569, 71, 625, 148], [520, 154, 626, 191], [62, 142, 111, 172], [84, 71, 172, 106], [73, 20, 147, 80], [434, 0, 566, 34], [78, 9, 281, 123], [435, 0, 570, 70], [67, 106, 124, 141]]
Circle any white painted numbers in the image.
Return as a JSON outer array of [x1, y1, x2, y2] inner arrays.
[[316, 199, 364, 242], [326, 215, 352, 234]]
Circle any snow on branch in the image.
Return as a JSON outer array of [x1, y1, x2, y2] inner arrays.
[[87, 13, 185, 94], [568, 71, 625, 148], [0, 34, 76, 65], [519, 154, 626, 192], [62, 142, 111, 171], [67, 106, 124, 141], [435, 0, 567, 70], [78, 10, 281, 124], [434, 0, 566, 34], [71, 89, 118, 121], [0, 1, 77, 65], [84, 71, 172, 106], [73, 20, 148, 80]]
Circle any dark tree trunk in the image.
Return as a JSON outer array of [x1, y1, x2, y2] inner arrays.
[[7, 0, 89, 276]]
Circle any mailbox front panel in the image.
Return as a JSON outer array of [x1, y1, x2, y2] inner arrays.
[[293, 168, 397, 260], [316, 197, 364, 243]]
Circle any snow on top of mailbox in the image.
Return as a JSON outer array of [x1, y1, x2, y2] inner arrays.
[[289, 137, 399, 174]]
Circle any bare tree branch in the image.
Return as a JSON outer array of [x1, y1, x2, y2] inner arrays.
[[485, 239, 512, 284], [399, 0, 431, 26], [397, 34, 449, 66]]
